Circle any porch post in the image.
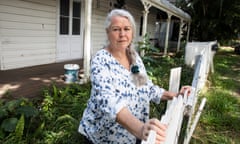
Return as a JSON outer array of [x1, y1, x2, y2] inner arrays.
[[83, 0, 92, 81], [140, 0, 151, 56], [164, 14, 172, 56], [142, 9, 149, 37], [141, 0, 151, 36], [187, 22, 191, 42], [177, 19, 184, 52]]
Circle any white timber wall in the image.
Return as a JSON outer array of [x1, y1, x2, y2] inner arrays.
[[91, 0, 158, 56], [91, 0, 109, 56], [0, 0, 57, 70], [0, 0, 160, 70]]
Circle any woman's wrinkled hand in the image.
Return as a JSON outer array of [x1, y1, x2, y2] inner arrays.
[[179, 85, 192, 96], [141, 118, 167, 144]]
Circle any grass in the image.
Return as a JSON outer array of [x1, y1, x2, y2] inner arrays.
[[190, 47, 240, 144]]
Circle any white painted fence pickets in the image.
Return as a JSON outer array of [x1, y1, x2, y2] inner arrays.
[[184, 97, 207, 144], [141, 90, 190, 144], [183, 41, 216, 144], [142, 41, 216, 144]]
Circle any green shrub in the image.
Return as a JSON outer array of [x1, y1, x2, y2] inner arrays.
[[0, 82, 91, 144], [0, 98, 39, 144]]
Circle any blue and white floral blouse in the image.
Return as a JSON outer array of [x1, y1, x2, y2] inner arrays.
[[78, 49, 165, 144]]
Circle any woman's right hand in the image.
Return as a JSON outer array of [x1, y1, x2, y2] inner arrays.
[[141, 118, 167, 144]]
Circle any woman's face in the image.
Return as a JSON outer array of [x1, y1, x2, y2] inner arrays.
[[107, 16, 133, 51]]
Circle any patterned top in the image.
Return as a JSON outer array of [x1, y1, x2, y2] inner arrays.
[[78, 49, 165, 144]]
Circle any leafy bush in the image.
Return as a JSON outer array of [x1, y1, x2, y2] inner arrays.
[[0, 83, 91, 144], [137, 34, 194, 119], [0, 98, 39, 144]]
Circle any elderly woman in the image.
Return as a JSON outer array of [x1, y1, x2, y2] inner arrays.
[[78, 9, 191, 144]]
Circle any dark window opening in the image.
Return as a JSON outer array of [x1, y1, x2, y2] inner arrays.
[[60, 0, 69, 35], [72, 1, 81, 35], [60, 17, 69, 34]]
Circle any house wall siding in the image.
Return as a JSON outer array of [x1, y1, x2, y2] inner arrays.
[[0, 0, 56, 70], [0, 0, 159, 70], [91, 0, 109, 55]]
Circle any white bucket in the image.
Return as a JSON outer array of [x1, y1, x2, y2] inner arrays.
[[64, 64, 80, 83]]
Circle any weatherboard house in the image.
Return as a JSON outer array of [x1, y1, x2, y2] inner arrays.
[[0, 0, 191, 78]]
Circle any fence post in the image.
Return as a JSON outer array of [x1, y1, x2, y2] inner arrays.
[[184, 98, 207, 144], [167, 67, 182, 108]]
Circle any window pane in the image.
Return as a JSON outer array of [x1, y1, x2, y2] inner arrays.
[[72, 1, 81, 35], [60, 0, 69, 35], [72, 18, 80, 35], [60, 17, 69, 34], [60, 0, 69, 16], [73, 2, 81, 18]]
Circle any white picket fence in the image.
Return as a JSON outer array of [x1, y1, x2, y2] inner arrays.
[[185, 41, 217, 89], [183, 41, 217, 144], [142, 41, 216, 144]]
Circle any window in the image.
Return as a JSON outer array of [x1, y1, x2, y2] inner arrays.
[[59, 0, 81, 35], [60, 0, 69, 35], [72, 1, 81, 35]]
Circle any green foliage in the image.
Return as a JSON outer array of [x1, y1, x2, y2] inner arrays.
[[1, 118, 18, 132], [138, 34, 160, 55], [137, 34, 193, 87], [38, 83, 90, 144], [0, 82, 91, 144], [177, 0, 240, 43], [137, 34, 194, 119], [0, 98, 39, 143], [137, 34, 161, 77], [15, 114, 24, 140]]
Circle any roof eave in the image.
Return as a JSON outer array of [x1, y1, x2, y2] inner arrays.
[[144, 0, 191, 21]]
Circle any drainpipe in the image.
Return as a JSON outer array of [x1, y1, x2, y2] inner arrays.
[[83, 0, 92, 82], [164, 13, 172, 56]]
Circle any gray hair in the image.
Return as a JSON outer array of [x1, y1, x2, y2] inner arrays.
[[105, 9, 147, 86], [105, 9, 136, 39]]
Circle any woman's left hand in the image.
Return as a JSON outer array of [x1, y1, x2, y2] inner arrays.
[[179, 86, 192, 96]]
